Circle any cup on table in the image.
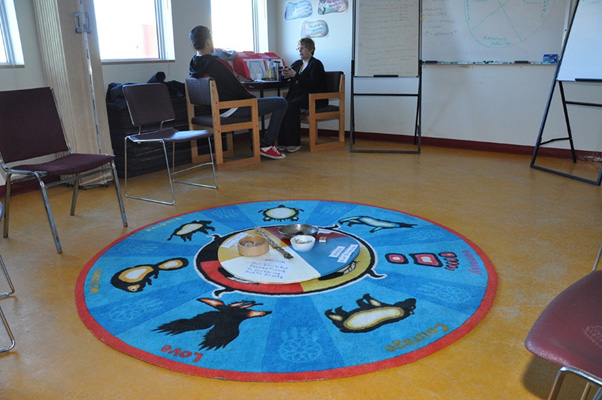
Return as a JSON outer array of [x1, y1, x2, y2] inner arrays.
[[254, 73, 262, 81]]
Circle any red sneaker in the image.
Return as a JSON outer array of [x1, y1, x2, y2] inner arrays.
[[260, 146, 286, 160]]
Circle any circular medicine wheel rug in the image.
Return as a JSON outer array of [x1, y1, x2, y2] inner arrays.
[[76, 200, 496, 382]]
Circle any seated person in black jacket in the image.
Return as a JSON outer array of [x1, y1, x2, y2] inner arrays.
[[277, 38, 328, 153], [189, 25, 287, 160]]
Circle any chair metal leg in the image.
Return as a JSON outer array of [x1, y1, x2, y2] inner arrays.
[[0, 253, 15, 353], [0, 305, 15, 353], [0, 254, 14, 299], [548, 367, 569, 400], [125, 139, 176, 206], [593, 243, 602, 272], [207, 136, 218, 188], [172, 139, 218, 190], [548, 366, 602, 400], [3, 174, 11, 239], [580, 383, 594, 400], [124, 136, 130, 199], [36, 174, 63, 254], [110, 162, 128, 227], [70, 178, 80, 216], [124, 135, 217, 205]]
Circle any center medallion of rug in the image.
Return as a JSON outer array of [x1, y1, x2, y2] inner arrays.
[[76, 200, 496, 382]]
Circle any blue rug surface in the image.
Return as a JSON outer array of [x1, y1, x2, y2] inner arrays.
[[76, 200, 496, 381]]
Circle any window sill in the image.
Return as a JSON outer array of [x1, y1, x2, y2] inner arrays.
[[101, 59, 175, 65]]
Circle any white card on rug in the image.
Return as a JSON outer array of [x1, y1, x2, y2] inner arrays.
[[220, 248, 320, 284], [242, 258, 292, 281]]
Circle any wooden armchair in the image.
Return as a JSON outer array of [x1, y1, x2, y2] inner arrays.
[[300, 71, 345, 152], [185, 77, 260, 169]]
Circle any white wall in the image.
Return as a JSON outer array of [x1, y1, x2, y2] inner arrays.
[[271, 1, 602, 152], [2, 0, 600, 153], [0, 0, 45, 91]]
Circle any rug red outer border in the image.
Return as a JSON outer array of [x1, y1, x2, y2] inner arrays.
[[75, 199, 498, 382]]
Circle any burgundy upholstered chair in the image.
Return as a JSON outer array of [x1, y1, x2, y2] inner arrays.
[[122, 83, 217, 205], [525, 244, 602, 399], [0, 87, 128, 254]]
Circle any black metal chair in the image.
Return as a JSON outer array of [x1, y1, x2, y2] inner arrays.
[[0, 87, 128, 254], [122, 83, 217, 205]]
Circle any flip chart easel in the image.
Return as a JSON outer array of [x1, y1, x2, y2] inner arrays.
[[349, 0, 422, 154], [530, 0, 602, 185]]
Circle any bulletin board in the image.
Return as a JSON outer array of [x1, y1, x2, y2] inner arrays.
[[421, 0, 570, 64]]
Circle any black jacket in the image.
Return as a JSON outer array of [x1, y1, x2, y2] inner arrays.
[[285, 57, 328, 109], [189, 54, 254, 102]]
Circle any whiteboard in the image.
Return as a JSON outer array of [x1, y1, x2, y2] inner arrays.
[[422, 0, 570, 63], [354, 0, 419, 77], [557, 0, 602, 81]]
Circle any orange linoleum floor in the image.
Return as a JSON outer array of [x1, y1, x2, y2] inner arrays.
[[0, 142, 601, 399]]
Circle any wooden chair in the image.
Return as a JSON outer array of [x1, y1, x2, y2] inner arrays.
[[300, 71, 345, 152], [0, 87, 128, 254], [185, 77, 260, 169], [525, 243, 602, 400], [122, 83, 217, 206]]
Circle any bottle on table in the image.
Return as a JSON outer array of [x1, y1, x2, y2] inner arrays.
[[266, 58, 273, 80], [273, 60, 281, 81]]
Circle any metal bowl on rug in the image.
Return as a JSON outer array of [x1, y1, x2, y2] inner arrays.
[[278, 224, 318, 239]]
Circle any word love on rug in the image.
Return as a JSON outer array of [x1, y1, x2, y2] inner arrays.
[[76, 200, 496, 382]]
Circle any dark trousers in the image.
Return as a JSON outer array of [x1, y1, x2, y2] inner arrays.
[[278, 96, 328, 147], [231, 96, 287, 147], [278, 100, 304, 147]]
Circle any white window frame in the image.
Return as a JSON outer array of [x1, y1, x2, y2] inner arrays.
[[0, 0, 24, 66], [254, 0, 269, 52], [96, 0, 175, 63], [210, 0, 268, 53]]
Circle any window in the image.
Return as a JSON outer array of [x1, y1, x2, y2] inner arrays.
[[0, 0, 24, 66], [94, 0, 174, 62], [210, 0, 268, 53]]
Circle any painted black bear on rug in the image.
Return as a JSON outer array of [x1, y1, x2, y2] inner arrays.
[[154, 298, 271, 350], [325, 294, 416, 333]]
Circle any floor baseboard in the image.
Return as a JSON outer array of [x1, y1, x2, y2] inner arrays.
[[3, 132, 599, 197], [326, 129, 602, 162]]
